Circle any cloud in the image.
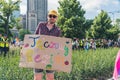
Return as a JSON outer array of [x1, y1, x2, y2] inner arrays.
[[80, 0, 104, 12], [20, 0, 27, 14], [20, 5, 26, 14], [80, 0, 120, 12], [109, 0, 119, 5], [48, 0, 59, 11], [19, 0, 120, 19]]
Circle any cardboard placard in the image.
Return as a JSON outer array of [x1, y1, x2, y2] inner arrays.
[[19, 34, 72, 73]]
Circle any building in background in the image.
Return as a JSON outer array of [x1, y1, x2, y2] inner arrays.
[[26, 0, 48, 33], [20, 14, 26, 29]]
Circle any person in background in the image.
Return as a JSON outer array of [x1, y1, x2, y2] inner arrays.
[[91, 39, 96, 50], [2, 34, 9, 57], [34, 10, 61, 80], [84, 39, 90, 51], [72, 38, 77, 50]]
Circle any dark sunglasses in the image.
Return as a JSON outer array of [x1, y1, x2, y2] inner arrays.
[[49, 15, 57, 18]]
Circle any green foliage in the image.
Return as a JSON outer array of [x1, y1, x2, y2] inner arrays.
[[0, 0, 21, 36], [19, 29, 31, 41], [0, 47, 119, 80], [57, 0, 86, 38], [85, 19, 93, 38], [107, 25, 120, 40], [55, 48, 119, 80], [10, 17, 22, 31], [0, 48, 33, 80], [115, 19, 120, 31], [88, 10, 120, 40]]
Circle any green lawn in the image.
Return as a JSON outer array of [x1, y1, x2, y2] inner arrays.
[[0, 47, 119, 80]]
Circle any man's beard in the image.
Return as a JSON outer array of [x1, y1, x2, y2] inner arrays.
[[49, 21, 55, 24]]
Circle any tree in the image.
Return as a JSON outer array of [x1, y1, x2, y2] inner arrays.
[[108, 19, 120, 40], [19, 29, 31, 41], [0, 0, 21, 36], [10, 16, 22, 31], [107, 25, 120, 40], [57, 0, 85, 39], [88, 10, 116, 39], [115, 18, 120, 29], [84, 19, 93, 38]]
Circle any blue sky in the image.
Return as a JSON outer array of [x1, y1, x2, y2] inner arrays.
[[20, 0, 120, 20]]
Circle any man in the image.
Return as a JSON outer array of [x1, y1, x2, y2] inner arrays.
[[34, 10, 61, 80]]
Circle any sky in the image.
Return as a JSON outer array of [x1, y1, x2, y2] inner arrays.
[[20, 0, 120, 20]]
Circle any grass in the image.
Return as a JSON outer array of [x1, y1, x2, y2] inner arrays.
[[0, 47, 119, 80], [0, 47, 33, 80]]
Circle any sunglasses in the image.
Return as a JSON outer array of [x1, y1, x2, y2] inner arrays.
[[49, 15, 57, 18]]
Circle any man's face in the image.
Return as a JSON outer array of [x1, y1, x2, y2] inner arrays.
[[48, 14, 57, 24]]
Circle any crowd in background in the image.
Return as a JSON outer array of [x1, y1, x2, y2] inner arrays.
[[72, 38, 120, 50], [0, 32, 24, 57], [11, 37, 23, 47], [1, 31, 120, 57]]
